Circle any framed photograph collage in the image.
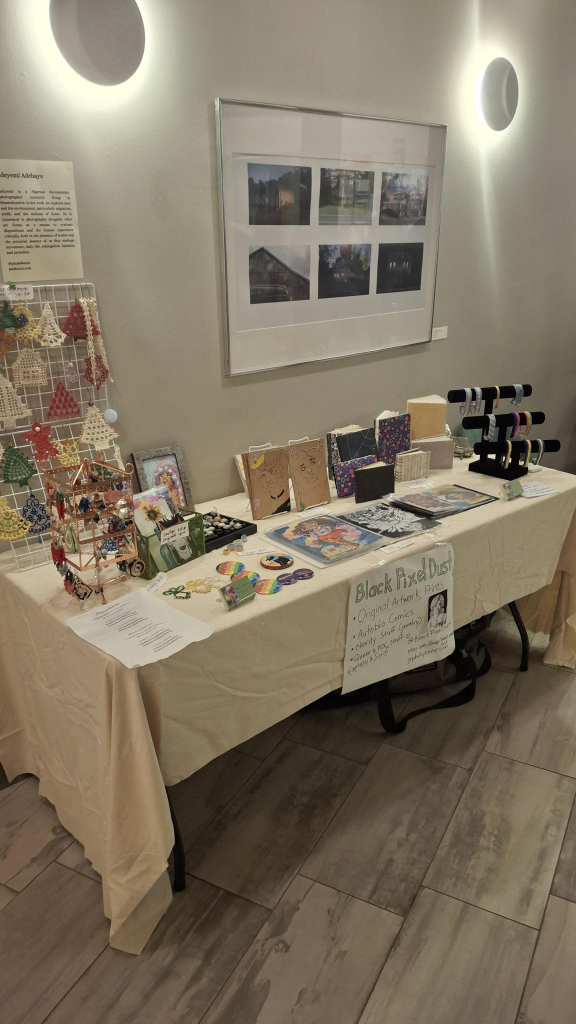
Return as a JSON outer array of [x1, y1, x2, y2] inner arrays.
[[216, 99, 446, 376]]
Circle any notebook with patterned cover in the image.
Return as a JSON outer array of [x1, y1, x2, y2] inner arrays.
[[335, 427, 377, 463], [333, 455, 378, 497], [375, 412, 411, 464]]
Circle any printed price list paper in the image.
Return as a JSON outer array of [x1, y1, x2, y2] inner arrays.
[[0, 159, 83, 281], [66, 589, 213, 668], [343, 544, 455, 693]]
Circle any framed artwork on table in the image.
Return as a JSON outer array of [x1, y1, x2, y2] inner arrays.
[[132, 446, 193, 509], [216, 98, 446, 376]]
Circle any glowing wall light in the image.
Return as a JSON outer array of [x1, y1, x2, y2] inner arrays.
[[49, 0, 145, 86], [475, 57, 518, 130]]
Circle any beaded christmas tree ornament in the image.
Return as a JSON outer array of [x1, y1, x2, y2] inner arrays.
[[3, 445, 36, 487], [11, 347, 48, 388], [47, 381, 81, 419], [54, 437, 81, 467], [80, 403, 118, 450], [0, 496, 30, 540], [13, 304, 40, 345], [0, 371, 32, 430], [23, 422, 59, 462], [62, 302, 100, 339], [37, 302, 66, 348], [22, 491, 51, 536]]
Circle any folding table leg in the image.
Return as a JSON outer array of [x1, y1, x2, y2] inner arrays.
[[166, 789, 186, 892], [508, 601, 530, 672]]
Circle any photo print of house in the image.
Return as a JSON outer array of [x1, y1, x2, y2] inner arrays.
[[376, 242, 423, 292], [379, 171, 428, 225], [318, 244, 371, 298], [248, 163, 312, 225], [319, 169, 374, 224], [249, 246, 310, 303]]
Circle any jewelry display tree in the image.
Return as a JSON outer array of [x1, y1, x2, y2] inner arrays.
[[447, 385, 560, 481], [0, 283, 119, 571]]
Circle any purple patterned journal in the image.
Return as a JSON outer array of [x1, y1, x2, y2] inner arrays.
[[376, 413, 411, 465], [333, 456, 378, 497]]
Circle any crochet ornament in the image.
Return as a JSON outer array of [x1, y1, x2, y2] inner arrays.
[[23, 422, 59, 462], [11, 347, 48, 388], [80, 403, 118, 450], [0, 496, 30, 541], [80, 298, 112, 388], [22, 491, 50, 536], [55, 437, 81, 467], [0, 371, 32, 430], [3, 445, 35, 487], [47, 381, 81, 420], [13, 304, 40, 345], [37, 303, 66, 348], [62, 302, 100, 339], [83, 354, 109, 391]]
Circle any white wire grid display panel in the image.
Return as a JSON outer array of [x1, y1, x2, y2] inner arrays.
[[1, 282, 114, 571]]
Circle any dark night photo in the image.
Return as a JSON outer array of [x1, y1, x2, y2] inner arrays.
[[248, 163, 312, 225], [376, 243, 423, 293], [318, 244, 371, 299], [249, 246, 310, 303]]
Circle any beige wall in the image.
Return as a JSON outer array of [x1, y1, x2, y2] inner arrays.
[[1, 0, 575, 501]]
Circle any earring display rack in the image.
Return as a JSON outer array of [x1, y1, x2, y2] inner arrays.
[[447, 384, 559, 480], [0, 283, 114, 572]]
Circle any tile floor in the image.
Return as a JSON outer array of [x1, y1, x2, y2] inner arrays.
[[2, 628, 576, 1023]]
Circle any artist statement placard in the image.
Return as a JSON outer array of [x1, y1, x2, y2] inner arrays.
[[343, 544, 454, 693], [0, 160, 83, 282]]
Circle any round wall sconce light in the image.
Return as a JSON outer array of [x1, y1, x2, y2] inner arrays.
[[475, 57, 519, 130], [49, 0, 145, 86]]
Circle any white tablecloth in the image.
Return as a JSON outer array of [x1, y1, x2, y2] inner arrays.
[[1, 461, 576, 952]]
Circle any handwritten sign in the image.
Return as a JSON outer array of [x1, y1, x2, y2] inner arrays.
[[343, 544, 454, 693]]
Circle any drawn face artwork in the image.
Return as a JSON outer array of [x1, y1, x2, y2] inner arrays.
[[251, 449, 290, 515], [289, 440, 329, 510], [428, 592, 447, 627]]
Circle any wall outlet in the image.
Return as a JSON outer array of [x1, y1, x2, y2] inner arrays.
[[431, 326, 448, 340]]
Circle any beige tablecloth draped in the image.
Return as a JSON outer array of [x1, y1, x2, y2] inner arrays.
[[1, 462, 576, 952]]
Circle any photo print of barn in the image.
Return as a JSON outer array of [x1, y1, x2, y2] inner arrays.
[[379, 171, 428, 225], [248, 164, 312, 225], [249, 246, 311, 303]]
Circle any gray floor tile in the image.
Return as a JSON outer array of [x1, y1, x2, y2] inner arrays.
[[57, 841, 101, 883], [386, 669, 514, 770], [486, 663, 576, 776], [236, 714, 301, 759], [0, 862, 109, 1024], [551, 798, 576, 902], [302, 745, 468, 916], [188, 740, 363, 908], [45, 876, 269, 1024], [168, 750, 261, 851], [358, 888, 536, 1024], [0, 882, 16, 910], [517, 896, 576, 1024], [0, 777, 72, 890], [425, 752, 576, 927], [203, 875, 401, 1024], [287, 695, 409, 765]]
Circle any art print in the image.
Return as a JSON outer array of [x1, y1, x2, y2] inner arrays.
[[287, 438, 330, 511], [217, 100, 446, 374], [242, 447, 291, 520], [133, 445, 192, 509], [266, 514, 382, 566], [339, 503, 440, 541]]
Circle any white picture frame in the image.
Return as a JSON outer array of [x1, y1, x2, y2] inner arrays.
[[216, 98, 446, 377]]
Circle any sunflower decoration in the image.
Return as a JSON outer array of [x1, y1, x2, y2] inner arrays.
[[142, 503, 164, 526]]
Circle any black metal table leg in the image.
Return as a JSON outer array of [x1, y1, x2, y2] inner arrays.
[[508, 600, 530, 672], [377, 679, 403, 733], [166, 789, 186, 892]]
